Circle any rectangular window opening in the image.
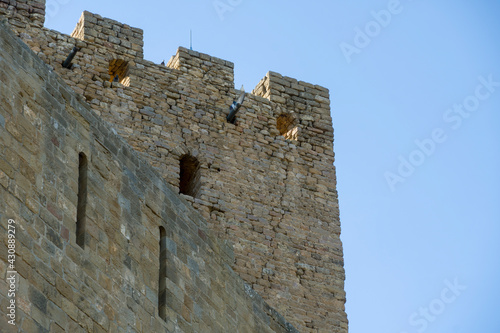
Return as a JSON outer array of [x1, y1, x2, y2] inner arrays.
[[109, 59, 130, 86]]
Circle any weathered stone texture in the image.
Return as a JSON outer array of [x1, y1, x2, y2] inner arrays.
[[0, 19, 300, 333], [0, 1, 348, 332], [0, 0, 45, 30], [71, 11, 144, 59]]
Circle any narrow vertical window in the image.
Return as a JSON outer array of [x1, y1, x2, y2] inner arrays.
[[179, 155, 201, 197], [158, 226, 167, 320], [76, 152, 88, 248]]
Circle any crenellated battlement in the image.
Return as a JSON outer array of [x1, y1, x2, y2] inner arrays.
[[0, 5, 347, 333], [253, 71, 334, 145], [71, 11, 144, 58], [167, 46, 234, 91], [0, 0, 330, 115]]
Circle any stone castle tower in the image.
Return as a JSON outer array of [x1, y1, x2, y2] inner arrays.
[[0, 1, 348, 332]]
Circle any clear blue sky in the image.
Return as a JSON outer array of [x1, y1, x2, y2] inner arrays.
[[45, 1, 500, 332]]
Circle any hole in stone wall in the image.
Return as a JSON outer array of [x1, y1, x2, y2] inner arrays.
[[158, 226, 167, 321], [276, 113, 298, 140], [109, 59, 130, 86], [179, 155, 201, 198], [76, 152, 88, 248]]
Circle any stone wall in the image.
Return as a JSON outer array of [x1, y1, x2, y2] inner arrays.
[[71, 11, 144, 59], [0, 19, 299, 333], [0, 2, 348, 332], [0, 0, 45, 30]]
